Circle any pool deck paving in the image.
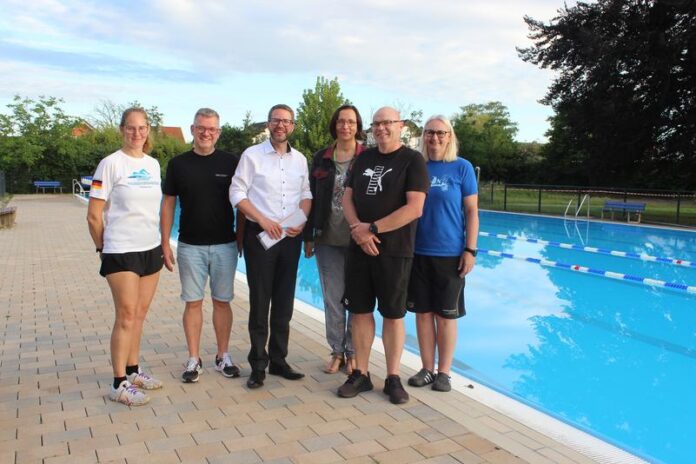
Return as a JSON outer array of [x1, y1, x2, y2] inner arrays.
[[0, 195, 599, 464]]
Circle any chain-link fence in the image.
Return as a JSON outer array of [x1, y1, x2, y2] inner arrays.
[[478, 183, 696, 227], [0, 171, 6, 197]]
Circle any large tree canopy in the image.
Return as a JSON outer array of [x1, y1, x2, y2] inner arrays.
[[452, 102, 520, 181], [518, 0, 695, 189], [293, 76, 348, 158]]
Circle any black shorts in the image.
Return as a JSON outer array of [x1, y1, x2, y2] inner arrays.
[[341, 248, 412, 319], [406, 254, 465, 319], [100, 245, 164, 277]]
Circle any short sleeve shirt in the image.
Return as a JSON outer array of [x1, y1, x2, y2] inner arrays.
[[415, 158, 478, 256], [346, 146, 429, 257], [90, 150, 162, 253], [162, 149, 239, 245]]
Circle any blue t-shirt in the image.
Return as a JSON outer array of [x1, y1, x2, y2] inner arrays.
[[415, 157, 478, 256]]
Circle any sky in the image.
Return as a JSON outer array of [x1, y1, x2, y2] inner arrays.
[[0, 0, 571, 142]]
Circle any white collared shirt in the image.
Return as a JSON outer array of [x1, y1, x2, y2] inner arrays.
[[229, 139, 312, 222]]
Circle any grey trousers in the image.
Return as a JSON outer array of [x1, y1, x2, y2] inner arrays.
[[315, 244, 354, 357]]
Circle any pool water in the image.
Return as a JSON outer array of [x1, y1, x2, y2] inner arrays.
[[174, 208, 696, 463]]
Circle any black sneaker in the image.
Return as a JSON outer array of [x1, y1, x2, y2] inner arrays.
[[408, 368, 435, 387], [383, 375, 409, 404], [432, 372, 451, 392], [337, 369, 373, 398], [182, 357, 202, 383], [215, 353, 241, 378]]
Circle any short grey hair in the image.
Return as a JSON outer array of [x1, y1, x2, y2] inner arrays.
[[193, 108, 220, 123]]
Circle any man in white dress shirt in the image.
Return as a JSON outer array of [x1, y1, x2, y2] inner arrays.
[[229, 104, 312, 389]]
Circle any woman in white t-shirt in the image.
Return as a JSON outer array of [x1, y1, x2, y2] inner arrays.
[[87, 107, 164, 406]]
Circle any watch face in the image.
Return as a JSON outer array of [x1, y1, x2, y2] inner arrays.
[[369, 223, 378, 234]]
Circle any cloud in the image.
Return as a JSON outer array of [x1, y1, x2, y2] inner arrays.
[[0, 0, 570, 140]]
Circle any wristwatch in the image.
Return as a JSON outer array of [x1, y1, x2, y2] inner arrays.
[[368, 222, 379, 234], [96, 247, 103, 253], [464, 247, 478, 257]]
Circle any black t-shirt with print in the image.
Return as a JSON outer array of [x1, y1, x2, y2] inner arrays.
[[346, 146, 429, 257], [163, 149, 239, 245]]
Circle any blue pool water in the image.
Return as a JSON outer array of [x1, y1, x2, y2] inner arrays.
[[173, 209, 696, 463]]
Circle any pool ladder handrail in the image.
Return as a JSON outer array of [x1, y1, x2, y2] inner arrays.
[[564, 194, 590, 218], [72, 178, 85, 196]]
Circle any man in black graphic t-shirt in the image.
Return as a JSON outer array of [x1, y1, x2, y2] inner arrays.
[[338, 106, 429, 404], [161, 108, 242, 384]]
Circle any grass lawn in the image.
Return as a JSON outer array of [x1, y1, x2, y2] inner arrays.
[[478, 183, 696, 227]]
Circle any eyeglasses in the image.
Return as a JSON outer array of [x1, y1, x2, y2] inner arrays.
[[194, 125, 220, 134], [269, 118, 294, 126], [370, 119, 401, 129], [336, 119, 357, 127], [423, 129, 450, 138], [124, 125, 149, 134]]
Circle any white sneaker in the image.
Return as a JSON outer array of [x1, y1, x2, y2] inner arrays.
[[215, 353, 241, 378], [182, 357, 202, 383], [109, 380, 150, 406], [127, 368, 163, 390]]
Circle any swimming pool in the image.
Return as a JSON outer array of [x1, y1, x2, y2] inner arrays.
[[289, 211, 695, 464], [166, 204, 696, 463]]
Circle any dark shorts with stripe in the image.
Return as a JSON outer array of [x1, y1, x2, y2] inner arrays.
[[100, 245, 164, 277], [406, 254, 465, 319], [342, 248, 412, 319]]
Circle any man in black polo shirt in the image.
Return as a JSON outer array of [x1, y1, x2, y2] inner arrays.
[[161, 108, 242, 384], [338, 106, 429, 404]]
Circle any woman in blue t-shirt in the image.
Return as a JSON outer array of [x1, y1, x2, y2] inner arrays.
[[406, 115, 479, 392]]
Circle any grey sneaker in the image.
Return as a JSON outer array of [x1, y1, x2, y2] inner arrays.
[[432, 372, 452, 392], [215, 353, 241, 378], [383, 375, 409, 404], [408, 368, 435, 387], [337, 369, 373, 398], [182, 357, 202, 383]]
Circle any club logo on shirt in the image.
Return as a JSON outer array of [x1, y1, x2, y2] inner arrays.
[[431, 175, 451, 191], [128, 169, 152, 180], [362, 166, 392, 195], [127, 168, 158, 187]]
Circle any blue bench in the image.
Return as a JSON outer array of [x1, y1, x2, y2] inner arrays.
[[33, 181, 63, 193], [601, 200, 646, 223]]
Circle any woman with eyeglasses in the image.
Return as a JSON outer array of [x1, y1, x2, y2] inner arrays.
[[303, 104, 365, 375], [87, 107, 164, 406], [406, 115, 479, 392]]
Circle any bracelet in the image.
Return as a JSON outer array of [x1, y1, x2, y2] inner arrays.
[[96, 247, 103, 253]]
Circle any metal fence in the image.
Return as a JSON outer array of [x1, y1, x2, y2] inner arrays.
[[0, 171, 5, 197], [478, 183, 696, 227]]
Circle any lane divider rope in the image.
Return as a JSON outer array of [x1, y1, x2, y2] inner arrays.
[[479, 231, 694, 268], [478, 248, 696, 294]]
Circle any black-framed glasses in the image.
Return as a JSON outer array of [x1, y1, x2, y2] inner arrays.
[[423, 129, 450, 138], [269, 118, 294, 126], [370, 119, 401, 129]]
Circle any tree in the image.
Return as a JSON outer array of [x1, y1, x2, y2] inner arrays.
[[89, 99, 164, 130], [217, 111, 258, 155], [0, 95, 80, 192], [518, 0, 696, 189], [452, 102, 520, 181], [293, 76, 349, 159]]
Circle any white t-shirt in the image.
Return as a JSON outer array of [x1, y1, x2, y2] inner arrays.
[[90, 150, 162, 253]]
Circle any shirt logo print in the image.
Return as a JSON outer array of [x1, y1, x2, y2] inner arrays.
[[128, 169, 151, 180], [362, 166, 392, 195], [431, 175, 450, 191]]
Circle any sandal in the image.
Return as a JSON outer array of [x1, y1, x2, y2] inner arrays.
[[323, 354, 344, 374], [344, 356, 356, 375]]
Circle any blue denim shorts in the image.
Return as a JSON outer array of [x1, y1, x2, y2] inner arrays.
[[177, 241, 238, 302]]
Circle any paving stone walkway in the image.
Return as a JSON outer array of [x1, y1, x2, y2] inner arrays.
[[0, 195, 598, 464]]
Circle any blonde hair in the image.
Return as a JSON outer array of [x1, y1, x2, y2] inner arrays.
[[119, 107, 152, 153], [419, 115, 459, 162]]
